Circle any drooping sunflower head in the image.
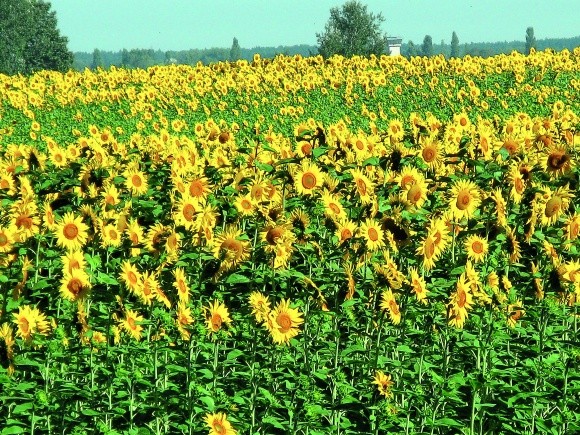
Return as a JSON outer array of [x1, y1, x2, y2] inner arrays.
[[205, 300, 232, 334], [541, 145, 573, 178], [212, 226, 250, 272]]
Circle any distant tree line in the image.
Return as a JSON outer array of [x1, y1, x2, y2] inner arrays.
[[76, 44, 318, 70], [403, 32, 579, 59]]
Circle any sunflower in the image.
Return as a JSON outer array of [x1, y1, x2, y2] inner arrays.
[[335, 219, 357, 245], [124, 168, 148, 196], [449, 179, 481, 221], [260, 221, 294, 253], [372, 370, 394, 398], [404, 179, 429, 209], [506, 301, 525, 328], [541, 145, 573, 178], [101, 184, 120, 209], [507, 163, 526, 204], [0, 225, 16, 253], [205, 412, 237, 435], [380, 289, 401, 325], [564, 213, 580, 250], [101, 223, 123, 248], [539, 185, 574, 227], [11, 201, 40, 242], [136, 270, 159, 306], [395, 166, 425, 190], [416, 234, 437, 271], [248, 291, 271, 324], [55, 212, 89, 251], [145, 222, 169, 253], [0, 323, 15, 375], [464, 235, 489, 263], [505, 227, 522, 263], [121, 309, 144, 341], [164, 229, 181, 261], [266, 299, 304, 345], [205, 300, 232, 334], [418, 136, 444, 171], [490, 188, 507, 228], [0, 173, 15, 195], [212, 226, 250, 272], [428, 215, 451, 257], [60, 268, 91, 301], [359, 218, 385, 252], [125, 218, 144, 250], [409, 266, 428, 304], [12, 305, 50, 341], [320, 190, 346, 221], [187, 176, 212, 200], [234, 194, 257, 217], [294, 161, 323, 196], [175, 301, 194, 341], [448, 274, 473, 329], [119, 260, 141, 294], [350, 168, 375, 205], [173, 267, 190, 303]]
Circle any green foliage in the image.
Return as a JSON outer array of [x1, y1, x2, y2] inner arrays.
[[91, 49, 104, 70], [526, 26, 537, 55], [316, 0, 388, 58], [0, 0, 72, 75], [229, 37, 241, 62], [451, 31, 460, 58], [421, 35, 434, 57]]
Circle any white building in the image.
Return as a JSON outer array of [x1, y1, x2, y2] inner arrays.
[[387, 37, 402, 56]]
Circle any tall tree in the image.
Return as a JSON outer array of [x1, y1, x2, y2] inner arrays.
[[23, 0, 73, 74], [229, 37, 241, 61], [91, 49, 103, 70], [450, 31, 459, 58], [525, 27, 536, 54], [0, 0, 32, 74], [405, 40, 418, 58], [421, 35, 433, 57], [0, 0, 73, 75], [316, 0, 388, 58]]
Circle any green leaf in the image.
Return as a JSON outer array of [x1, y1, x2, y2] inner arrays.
[[12, 403, 33, 414], [312, 147, 328, 158], [255, 161, 273, 172], [2, 427, 26, 435], [435, 418, 463, 427], [262, 416, 286, 429], [81, 409, 100, 416], [199, 396, 214, 411], [225, 273, 250, 284], [96, 272, 118, 286]]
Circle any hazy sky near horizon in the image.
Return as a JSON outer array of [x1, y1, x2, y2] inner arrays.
[[49, 0, 580, 53]]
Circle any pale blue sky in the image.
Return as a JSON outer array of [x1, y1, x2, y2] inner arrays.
[[49, 0, 580, 52]]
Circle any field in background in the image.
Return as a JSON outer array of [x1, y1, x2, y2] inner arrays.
[[1, 50, 580, 434]]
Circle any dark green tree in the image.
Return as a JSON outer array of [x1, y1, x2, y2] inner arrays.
[[229, 37, 241, 61], [22, 0, 73, 74], [450, 31, 459, 58], [525, 27, 536, 54], [316, 0, 388, 58], [421, 35, 433, 57], [0, 0, 73, 75], [405, 40, 418, 58], [91, 49, 103, 70], [0, 0, 30, 74]]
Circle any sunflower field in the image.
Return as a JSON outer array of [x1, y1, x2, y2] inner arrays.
[[1, 48, 580, 434]]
